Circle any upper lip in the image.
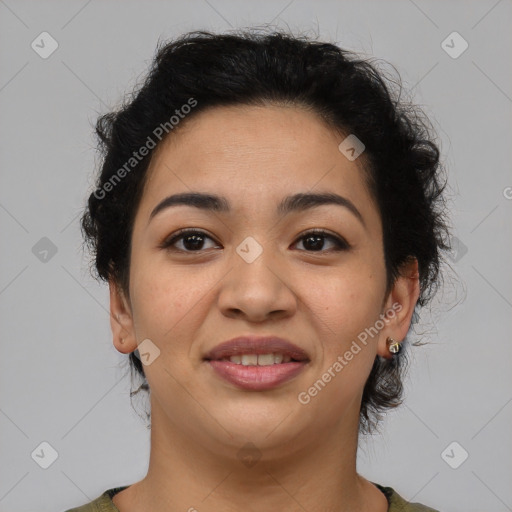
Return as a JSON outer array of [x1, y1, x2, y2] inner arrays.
[[204, 335, 310, 362]]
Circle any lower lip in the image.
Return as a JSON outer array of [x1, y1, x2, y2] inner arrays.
[[207, 360, 307, 390]]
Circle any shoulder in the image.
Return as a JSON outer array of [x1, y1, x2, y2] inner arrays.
[[373, 482, 441, 512], [63, 483, 440, 512], [62, 486, 128, 512]]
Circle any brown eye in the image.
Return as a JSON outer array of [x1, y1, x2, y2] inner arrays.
[[159, 228, 349, 254], [160, 229, 220, 252], [293, 230, 350, 252]]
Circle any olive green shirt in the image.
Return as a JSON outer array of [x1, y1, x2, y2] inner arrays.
[[63, 482, 440, 511]]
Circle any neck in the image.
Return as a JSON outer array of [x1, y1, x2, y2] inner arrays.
[[117, 397, 387, 512]]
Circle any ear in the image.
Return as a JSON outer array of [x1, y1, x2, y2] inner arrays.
[[377, 257, 420, 360], [109, 279, 138, 354]]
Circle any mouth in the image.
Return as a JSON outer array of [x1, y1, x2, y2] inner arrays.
[[213, 353, 300, 365], [203, 336, 310, 391]]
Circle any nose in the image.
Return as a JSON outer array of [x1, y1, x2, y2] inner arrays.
[[217, 244, 298, 322]]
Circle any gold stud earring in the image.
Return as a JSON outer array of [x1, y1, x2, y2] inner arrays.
[[386, 337, 402, 355]]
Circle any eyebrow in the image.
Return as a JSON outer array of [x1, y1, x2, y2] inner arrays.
[[148, 191, 365, 227]]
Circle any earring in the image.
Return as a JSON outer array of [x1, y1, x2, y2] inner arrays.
[[386, 337, 402, 355]]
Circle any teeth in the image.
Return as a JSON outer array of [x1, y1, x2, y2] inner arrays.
[[227, 354, 293, 366], [241, 354, 258, 366], [257, 354, 274, 366]]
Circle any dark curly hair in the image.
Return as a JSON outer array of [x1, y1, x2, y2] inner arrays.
[[80, 28, 450, 434]]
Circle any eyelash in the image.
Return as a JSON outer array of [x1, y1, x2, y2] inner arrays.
[[159, 228, 350, 253]]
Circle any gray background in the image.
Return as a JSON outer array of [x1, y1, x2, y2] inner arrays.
[[0, 1, 511, 511]]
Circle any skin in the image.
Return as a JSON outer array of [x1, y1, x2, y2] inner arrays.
[[109, 104, 419, 512]]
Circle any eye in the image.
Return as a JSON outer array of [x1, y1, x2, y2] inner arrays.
[[159, 229, 220, 252], [292, 229, 350, 252], [159, 228, 350, 254]]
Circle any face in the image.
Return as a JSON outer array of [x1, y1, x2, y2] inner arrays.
[[111, 104, 418, 459]]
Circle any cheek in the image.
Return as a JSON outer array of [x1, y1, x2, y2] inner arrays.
[[299, 277, 382, 418], [305, 262, 385, 340], [129, 259, 209, 343], [301, 258, 386, 403]]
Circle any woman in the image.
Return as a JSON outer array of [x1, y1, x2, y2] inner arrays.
[[67, 29, 449, 511]]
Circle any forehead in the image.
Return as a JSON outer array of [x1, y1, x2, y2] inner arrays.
[[139, 104, 377, 220]]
